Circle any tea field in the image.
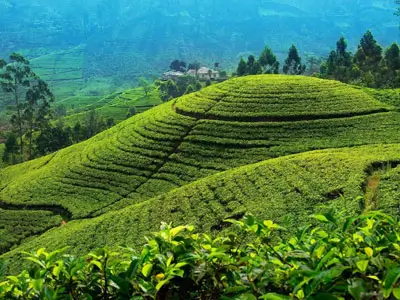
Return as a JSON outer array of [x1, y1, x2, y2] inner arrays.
[[2, 75, 400, 275]]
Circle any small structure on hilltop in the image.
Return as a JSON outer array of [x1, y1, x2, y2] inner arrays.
[[162, 62, 227, 82], [162, 71, 185, 81], [196, 67, 220, 81], [186, 69, 197, 77]]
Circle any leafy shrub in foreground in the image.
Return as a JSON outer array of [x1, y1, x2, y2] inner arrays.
[[1, 209, 400, 299]]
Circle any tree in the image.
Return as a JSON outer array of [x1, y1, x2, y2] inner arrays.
[[2, 133, 19, 164], [246, 55, 262, 75], [321, 37, 353, 82], [354, 30, 382, 71], [305, 55, 323, 75], [283, 44, 306, 75], [259, 46, 279, 74], [72, 122, 82, 142], [169, 60, 187, 72], [138, 77, 152, 97], [35, 122, 72, 157], [385, 43, 400, 72], [0, 53, 37, 156], [185, 84, 196, 94], [156, 79, 179, 102], [127, 107, 136, 118], [237, 57, 247, 76], [353, 31, 383, 87], [383, 43, 400, 87], [54, 104, 67, 118], [106, 118, 115, 128], [188, 62, 200, 71], [24, 79, 54, 159]]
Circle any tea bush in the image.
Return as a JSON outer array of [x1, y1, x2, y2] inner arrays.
[[2, 209, 400, 299], [2, 75, 400, 260]]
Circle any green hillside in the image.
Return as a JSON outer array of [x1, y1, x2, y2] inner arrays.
[[2, 75, 400, 274], [3, 144, 400, 274], [60, 87, 162, 126]]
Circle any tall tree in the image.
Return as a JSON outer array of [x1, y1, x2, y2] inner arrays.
[[246, 55, 262, 75], [2, 133, 19, 164], [354, 30, 383, 71], [138, 77, 152, 97], [0, 53, 36, 156], [188, 62, 201, 71], [283, 44, 306, 75], [259, 46, 279, 74], [385, 43, 400, 72], [353, 30, 383, 87], [169, 60, 187, 72], [24, 79, 54, 159], [383, 43, 400, 86], [322, 37, 353, 82], [237, 57, 247, 76]]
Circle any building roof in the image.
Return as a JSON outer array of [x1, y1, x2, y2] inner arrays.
[[197, 67, 210, 74], [187, 69, 197, 75], [163, 71, 185, 77]]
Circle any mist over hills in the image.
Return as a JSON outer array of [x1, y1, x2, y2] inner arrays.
[[0, 0, 398, 82]]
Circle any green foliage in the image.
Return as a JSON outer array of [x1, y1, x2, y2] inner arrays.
[[2, 75, 400, 274], [2, 210, 400, 299], [320, 31, 400, 88], [35, 123, 72, 157], [0, 53, 54, 161], [237, 57, 247, 76], [2, 133, 19, 164], [259, 46, 280, 74], [283, 44, 306, 75], [236, 55, 263, 77], [176, 75, 389, 119], [321, 37, 353, 82], [138, 77, 153, 97], [156, 76, 202, 102], [169, 60, 187, 72]]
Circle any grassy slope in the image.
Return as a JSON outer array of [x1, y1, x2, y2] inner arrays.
[[2, 75, 400, 271], [3, 144, 400, 274], [60, 87, 161, 126], [0, 47, 151, 129]]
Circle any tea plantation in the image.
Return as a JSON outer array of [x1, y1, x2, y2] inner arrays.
[[2, 75, 400, 278]]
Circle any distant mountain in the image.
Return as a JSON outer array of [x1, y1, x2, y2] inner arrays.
[[0, 0, 398, 82]]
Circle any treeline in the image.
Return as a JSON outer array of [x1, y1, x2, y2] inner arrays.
[[236, 30, 400, 88], [0, 53, 116, 165]]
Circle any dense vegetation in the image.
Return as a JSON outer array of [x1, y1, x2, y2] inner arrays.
[[236, 31, 400, 89], [0, 54, 163, 164], [2, 142, 400, 274], [2, 75, 400, 299], [2, 209, 400, 299]]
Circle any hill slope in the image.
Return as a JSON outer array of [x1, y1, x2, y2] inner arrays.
[[1, 75, 400, 269], [3, 143, 400, 274]]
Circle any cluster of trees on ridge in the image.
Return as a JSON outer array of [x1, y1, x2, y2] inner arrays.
[[236, 30, 400, 88], [1, 209, 400, 299], [155, 60, 228, 102]]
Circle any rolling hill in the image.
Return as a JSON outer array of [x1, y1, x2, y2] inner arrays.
[[2, 75, 400, 274]]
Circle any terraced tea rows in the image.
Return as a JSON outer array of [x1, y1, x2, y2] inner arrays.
[[176, 76, 390, 121], [1, 75, 400, 258], [3, 144, 400, 274]]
